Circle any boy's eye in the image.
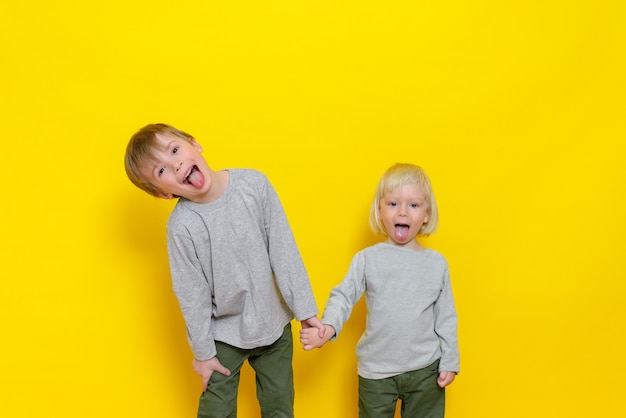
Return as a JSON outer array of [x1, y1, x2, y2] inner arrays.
[[389, 202, 397, 207], [411, 203, 419, 208], [158, 167, 165, 176], [172, 146, 179, 154]]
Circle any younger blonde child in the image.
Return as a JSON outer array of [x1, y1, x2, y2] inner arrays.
[[300, 163, 459, 418]]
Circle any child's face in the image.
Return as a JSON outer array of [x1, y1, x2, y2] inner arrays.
[[379, 183, 430, 249], [139, 133, 214, 202]]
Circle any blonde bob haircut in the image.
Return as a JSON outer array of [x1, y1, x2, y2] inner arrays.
[[124, 123, 195, 197], [369, 163, 439, 237]]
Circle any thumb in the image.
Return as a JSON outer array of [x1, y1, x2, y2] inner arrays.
[[210, 357, 231, 377], [218, 363, 231, 377], [318, 324, 325, 338]]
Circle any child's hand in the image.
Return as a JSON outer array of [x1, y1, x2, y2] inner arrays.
[[300, 324, 336, 350], [192, 357, 231, 392], [300, 316, 325, 338], [437, 371, 456, 388]]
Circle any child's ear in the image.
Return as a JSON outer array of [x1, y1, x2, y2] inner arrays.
[[156, 191, 173, 199], [190, 138, 203, 152]]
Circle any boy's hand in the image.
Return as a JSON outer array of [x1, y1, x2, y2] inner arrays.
[[192, 357, 231, 392], [300, 316, 325, 338], [300, 324, 336, 350], [437, 371, 456, 388]]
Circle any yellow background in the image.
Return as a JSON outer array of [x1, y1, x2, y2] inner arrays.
[[1, 1, 625, 417]]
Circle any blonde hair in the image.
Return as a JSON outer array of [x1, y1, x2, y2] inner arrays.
[[369, 163, 439, 237], [124, 123, 195, 197]]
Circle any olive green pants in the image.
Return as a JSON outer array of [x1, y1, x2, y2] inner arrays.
[[358, 360, 445, 418], [197, 323, 294, 418]]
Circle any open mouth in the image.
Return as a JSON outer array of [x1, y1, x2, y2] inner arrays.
[[183, 165, 202, 186], [183, 166, 196, 184], [394, 223, 410, 241]]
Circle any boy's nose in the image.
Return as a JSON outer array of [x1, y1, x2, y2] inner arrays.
[[175, 161, 183, 172]]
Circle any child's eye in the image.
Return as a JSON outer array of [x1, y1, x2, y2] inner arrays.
[[158, 167, 165, 176], [411, 203, 419, 208], [389, 202, 397, 207], [172, 146, 179, 154]]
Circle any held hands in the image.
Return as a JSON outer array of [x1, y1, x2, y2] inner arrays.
[[300, 316, 326, 338], [192, 357, 231, 392], [300, 324, 336, 350]]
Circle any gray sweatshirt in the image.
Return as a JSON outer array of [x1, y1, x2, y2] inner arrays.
[[322, 243, 459, 379], [166, 169, 318, 360]]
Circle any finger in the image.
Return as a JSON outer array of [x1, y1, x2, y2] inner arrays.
[[219, 365, 231, 377]]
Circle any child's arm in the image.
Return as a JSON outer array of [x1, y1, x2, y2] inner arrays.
[[300, 324, 336, 350], [433, 263, 460, 376], [192, 357, 231, 392], [437, 371, 456, 388]]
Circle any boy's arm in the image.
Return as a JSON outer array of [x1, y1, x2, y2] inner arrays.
[[261, 175, 319, 321], [300, 324, 336, 350], [167, 226, 217, 361]]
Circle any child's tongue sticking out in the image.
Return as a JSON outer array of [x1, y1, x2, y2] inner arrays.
[[187, 168, 204, 188], [395, 224, 410, 241]]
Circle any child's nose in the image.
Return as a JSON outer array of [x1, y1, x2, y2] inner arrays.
[[175, 161, 183, 172]]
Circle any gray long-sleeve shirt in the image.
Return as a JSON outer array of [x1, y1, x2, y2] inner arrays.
[[166, 169, 318, 360], [322, 243, 459, 379]]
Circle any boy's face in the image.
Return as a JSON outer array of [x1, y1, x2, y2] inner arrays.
[[139, 133, 215, 202], [379, 183, 430, 249]]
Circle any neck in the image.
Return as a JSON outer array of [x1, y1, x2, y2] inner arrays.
[[194, 170, 229, 204]]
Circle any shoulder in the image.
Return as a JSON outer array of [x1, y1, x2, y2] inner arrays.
[[359, 243, 383, 255], [230, 168, 268, 183], [228, 168, 271, 190], [425, 248, 448, 264], [420, 249, 450, 276], [352, 244, 385, 262]]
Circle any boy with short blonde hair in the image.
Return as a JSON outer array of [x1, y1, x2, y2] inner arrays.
[[125, 123, 324, 418]]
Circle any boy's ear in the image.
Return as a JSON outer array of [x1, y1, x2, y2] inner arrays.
[[190, 138, 202, 152], [156, 191, 173, 199]]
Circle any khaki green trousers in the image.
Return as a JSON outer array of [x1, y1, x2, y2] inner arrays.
[[197, 323, 294, 418], [358, 360, 445, 418]]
